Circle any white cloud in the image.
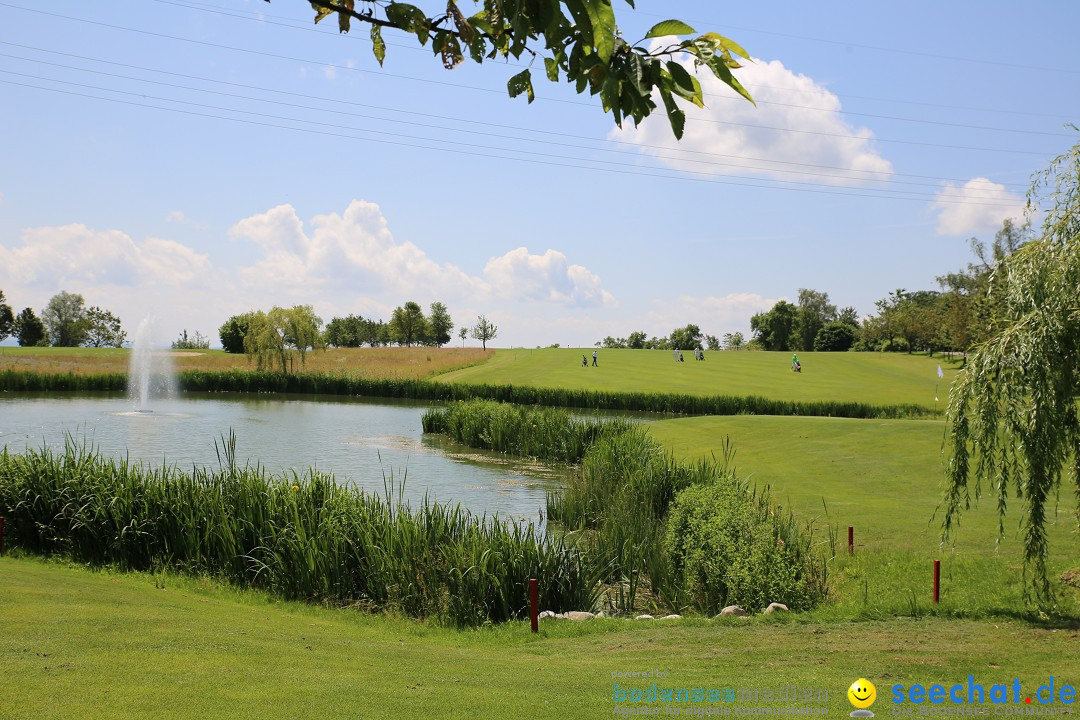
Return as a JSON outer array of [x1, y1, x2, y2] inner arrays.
[[610, 54, 893, 185], [930, 177, 1025, 236], [0, 202, 616, 346], [229, 201, 614, 309], [321, 64, 337, 81], [166, 210, 186, 223], [483, 247, 617, 308], [0, 224, 210, 289], [643, 292, 782, 339]]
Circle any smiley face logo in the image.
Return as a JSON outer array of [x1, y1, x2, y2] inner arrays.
[[848, 678, 877, 710]]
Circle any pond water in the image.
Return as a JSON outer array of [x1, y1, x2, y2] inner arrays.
[[0, 392, 566, 522]]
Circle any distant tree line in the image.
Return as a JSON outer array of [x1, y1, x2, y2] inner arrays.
[[597, 326, 744, 352], [746, 218, 1030, 355], [218, 301, 499, 371], [0, 290, 125, 348]]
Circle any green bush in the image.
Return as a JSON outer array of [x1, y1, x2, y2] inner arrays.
[[664, 482, 827, 613]]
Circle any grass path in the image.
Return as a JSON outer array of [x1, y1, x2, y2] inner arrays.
[[437, 348, 956, 408], [2, 557, 1077, 720]]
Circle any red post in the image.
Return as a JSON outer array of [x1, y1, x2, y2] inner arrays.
[[529, 578, 539, 633], [933, 560, 940, 604], [847, 526, 854, 555]]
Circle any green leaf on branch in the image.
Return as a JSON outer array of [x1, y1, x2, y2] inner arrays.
[[564, 0, 617, 63], [385, 2, 431, 44], [658, 84, 685, 140], [338, 0, 354, 34], [507, 68, 535, 103], [667, 61, 703, 108], [707, 56, 755, 105], [644, 19, 696, 39], [703, 32, 751, 60], [311, 3, 334, 25], [544, 56, 560, 82], [370, 25, 386, 66]]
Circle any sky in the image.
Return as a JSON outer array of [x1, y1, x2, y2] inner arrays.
[[1, 0, 1078, 349]]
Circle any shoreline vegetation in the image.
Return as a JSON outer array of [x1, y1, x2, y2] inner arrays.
[[0, 401, 826, 625], [0, 368, 937, 419]]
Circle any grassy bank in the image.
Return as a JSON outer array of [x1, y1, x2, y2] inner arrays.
[[646, 415, 1080, 617], [1, 557, 1076, 720], [437, 348, 958, 409]]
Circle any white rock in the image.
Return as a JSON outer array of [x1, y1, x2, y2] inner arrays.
[[635, 614, 655, 620], [564, 611, 596, 621], [538, 610, 557, 620], [660, 614, 682, 620], [719, 605, 747, 617], [764, 603, 789, 614]]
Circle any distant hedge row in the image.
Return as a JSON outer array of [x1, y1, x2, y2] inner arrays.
[[0, 368, 937, 419]]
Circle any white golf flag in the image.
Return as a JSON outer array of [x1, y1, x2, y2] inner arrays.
[[937, 365, 944, 379]]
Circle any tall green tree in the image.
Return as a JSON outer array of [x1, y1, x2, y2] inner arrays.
[[389, 301, 428, 346], [750, 300, 796, 351], [219, 312, 256, 353], [471, 315, 498, 350], [795, 288, 837, 351], [13, 307, 46, 347], [287, 0, 753, 140], [42, 291, 88, 347], [0, 290, 13, 341], [942, 136, 1080, 604], [428, 302, 453, 348], [669, 324, 703, 350], [83, 306, 127, 348]]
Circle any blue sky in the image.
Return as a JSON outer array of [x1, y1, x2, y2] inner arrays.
[[1, 0, 1077, 348]]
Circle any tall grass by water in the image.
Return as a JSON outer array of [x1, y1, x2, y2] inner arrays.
[[0, 368, 934, 419], [0, 440, 594, 626], [421, 399, 632, 463], [424, 401, 829, 614]]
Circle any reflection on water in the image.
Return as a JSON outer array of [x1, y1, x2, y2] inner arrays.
[[0, 392, 567, 522]]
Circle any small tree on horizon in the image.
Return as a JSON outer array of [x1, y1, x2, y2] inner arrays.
[[458, 326, 468, 347], [471, 315, 498, 350]]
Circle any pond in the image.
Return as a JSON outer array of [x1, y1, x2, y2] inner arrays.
[[0, 392, 566, 522]]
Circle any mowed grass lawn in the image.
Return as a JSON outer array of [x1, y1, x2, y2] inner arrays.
[[438, 348, 956, 409], [2, 557, 1077, 720], [0, 346, 492, 380], [647, 415, 1080, 616]]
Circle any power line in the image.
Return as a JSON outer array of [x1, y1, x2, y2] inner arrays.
[[0, 48, 1030, 195], [635, 9, 1080, 76], [0, 2, 1062, 158], [0, 74, 1024, 208], [150, 0, 1077, 132]]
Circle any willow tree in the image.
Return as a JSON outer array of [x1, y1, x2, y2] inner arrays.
[[282, 0, 754, 139], [244, 305, 324, 374], [942, 136, 1080, 604]]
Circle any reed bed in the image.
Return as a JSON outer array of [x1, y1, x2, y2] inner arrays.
[[421, 400, 632, 463], [0, 441, 595, 626], [423, 401, 828, 615], [0, 369, 934, 419]]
